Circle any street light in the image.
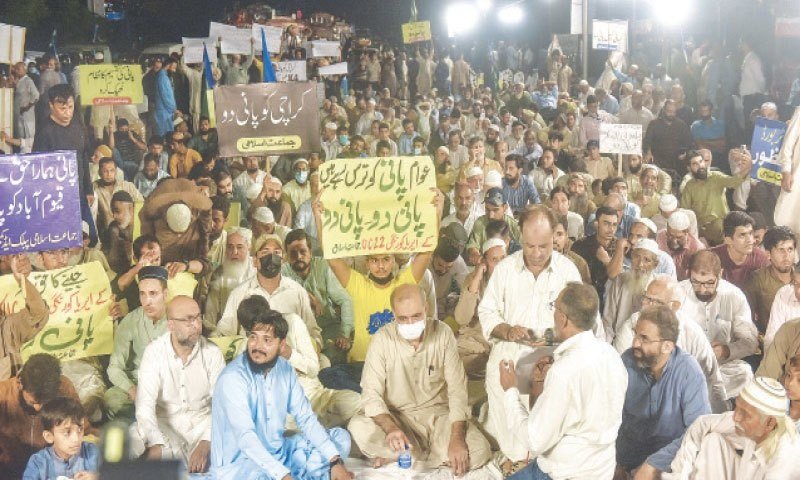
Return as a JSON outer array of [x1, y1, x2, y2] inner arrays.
[[446, 2, 480, 38], [498, 3, 524, 24], [653, 0, 692, 27], [476, 0, 493, 12]]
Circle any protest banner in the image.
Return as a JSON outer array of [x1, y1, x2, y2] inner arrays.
[[276, 61, 308, 82], [0, 88, 11, 154], [214, 82, 321, 157], [209, 21, 236, 39], [210, 22, 254, 55], [319, 157, 438, 259], [750, 117, 787, 186], [210, 336, 246, 362], [182, 37, 217, 64], [251, 25, 283, 53], [0, 151, 82, 255], [401, 21, 432, 44], [0, 261, 115, 363], [600, 123, 642, 155], [79, 64, 144, 106], [592, 19, 628, 52], [319, 62, 348, 76], [0, 23, 25, 64], [310, 40, 341, 58]]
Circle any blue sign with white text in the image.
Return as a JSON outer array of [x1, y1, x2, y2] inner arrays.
[[750, 116, 787, 186]]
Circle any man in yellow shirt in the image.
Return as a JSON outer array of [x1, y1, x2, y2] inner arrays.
[[169, 132, 202, 179]]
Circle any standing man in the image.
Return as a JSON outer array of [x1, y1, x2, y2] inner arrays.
[[643, 100, 693, 176], [11, 62, 38, 150]]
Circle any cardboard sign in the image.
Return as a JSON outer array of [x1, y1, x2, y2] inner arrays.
[[214, 82, 321, 157], [593, 19, 628, 52], [251, 25, 283, 53], [0, 151, 82, 255], [0, 23, 25, 65], [310, 40, 341, 58], [318, 62, 348, 76], [79, 64, 144, 106], [750, 116, 787, 185], [210, 22, 254, 55], [182, 37, 217, 64], [401, 21, 432, 44], [276, 61, 307, 82], [319, 157, 438, 259], [600, 123, 642, 155]]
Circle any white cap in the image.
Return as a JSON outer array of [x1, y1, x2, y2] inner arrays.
[[94, 52, 104, 61], [227, 227, 253, 245], [667, 211, 691, 231], [165, 203, 192, 233], [253, 206, 275, 224], [367, 98, 377, 105], [739, 377, 790, 417], [246, 183, 262, 201], [659, 194, 678, 213], [292, 158, 309, 168], [579, 79, 589, 86], [173, 116, 185, 127], [485, 170, 502, 188], [325, 122, 338, 131], [633, 238, 661, 258], [467, 166, 483, 178], [635, 218, 657, 235], [482, 237, 507, 254], [266, 176, 282, 187], [488, 124, 500, 133]]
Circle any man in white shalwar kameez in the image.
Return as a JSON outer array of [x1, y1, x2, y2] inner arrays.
[[775, 106, 800, 236]]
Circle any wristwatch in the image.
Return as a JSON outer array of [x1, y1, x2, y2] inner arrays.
[[329, 456, 345, 470], [183, 260, 191, 271]]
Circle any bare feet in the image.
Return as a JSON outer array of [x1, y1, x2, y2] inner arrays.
[[372, 457, 394, 468]]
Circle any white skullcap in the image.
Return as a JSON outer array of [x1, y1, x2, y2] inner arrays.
[[467, 166, 483, 178], [94, 52, 104, 61], [436, 145, 449, 154], [292, 157, 309, 168], [266, 176, 283, 187], [633, 238, 660, 258], [252, 206, 275, 225], [325, 122, 338, 130], [227, 227, 253, 245], [579, 79, 589, 86], [482, 237, 507, 254], [488, 124, 500, 133], [739, 377, 789, 417], [761, 102, 778, 112], [641, 164, 659, 174], [245, 183, 262, 201], [667, 211, 691, 231], [635, 218, 657, 235], [485, 170, 503, 188], [659, 194, 678, 213], [173, 116, 185, 127], [367, 98, 376, 105], [165, 203, 192, 233]]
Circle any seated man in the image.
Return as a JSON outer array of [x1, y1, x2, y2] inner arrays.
[[764, 263, 800, 350], [616, 305, 711, 478], [709, 211, 769, 290], [105, 266, 170, 419], [348, 285, 491, 475], [744, 226, 796, 335], [130, 296, 224, 473], [210, 309, 353, 480], [668, 377, 800, 478], [464, 187, 521, 266], [656, 211, 705, 281], [204, 228, 256, 333], [428, 240, 469, 321], [757, 317, 800, 381]]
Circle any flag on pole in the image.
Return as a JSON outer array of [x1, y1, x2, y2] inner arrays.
[[49, 29, 58, 57], [201, 43, 216, 128], [261, 27, 277, 83], [203, 43, 215, 89]]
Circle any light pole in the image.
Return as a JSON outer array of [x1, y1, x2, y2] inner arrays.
[[582, 0, 589, 79]]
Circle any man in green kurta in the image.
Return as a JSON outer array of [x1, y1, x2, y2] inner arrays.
[[104, 266, 169, 419]]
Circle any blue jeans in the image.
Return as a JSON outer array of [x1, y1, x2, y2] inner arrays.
[[508, 460, 552, 480]]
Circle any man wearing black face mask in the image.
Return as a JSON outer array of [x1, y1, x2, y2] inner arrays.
[[212, 234, 323, 351]]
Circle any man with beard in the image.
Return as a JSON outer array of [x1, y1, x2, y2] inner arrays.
[[129, 296, 224, 473], [102, 190, 136, 275], [206, 196, 231, 272], [0, 354, 86, 478], [678, 250, 758, 398], [529, 148, 565, 202], [631, 164, 663, 218], [168, 132, 202, 179], [93, 157, 144, 234], [744, 226, 796, 334], [210, 307, 353, 480], [651, 193, 699, 238], [153, 58, 177, 137], [428, 241, 469, 321], [691, 100, 727, 158], [249, 176, 293, 228], [643, 100, 693, 175], [105, 266, 171, 419], [615, 306, 711, 479], [204, 228, 255, 333], [283, 158, 312, 213], [682, 149, 752, 245], [710, 212, 769, 290], [233, 156, 266, 217], [609, 218, 677, 281], [603, 238, 661, 344], [214, 170, 234, 200], [282, 229, 353, 366], [464, 188, 521, 266], [251, 207, 290, 244], [458, 137, 502, 182], [109, 117, 147, 181], [442, 182, 482, 237], [134, 153, 170, 198], [501, 154, 540, 214], [656, 211, 705, 280], [187, 116, 218, 159]]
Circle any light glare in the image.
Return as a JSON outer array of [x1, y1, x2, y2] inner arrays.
[[446, 3, 480, 37], [498, 4, 524, 24], [653, 0, 691, 27]]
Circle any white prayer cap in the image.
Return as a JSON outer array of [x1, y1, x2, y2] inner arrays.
[[245, 183, 262, 201], [227, 227, 253, 245], [488, 124, 501, 133], [325, 122, 338, 131], [632, 238, 660, 258], [436, 145, 449, 155], [641, 164, 659, 174], [667, 211, 691, 231], [266, 176, 282, 187], [482, 237, 507, 255], [739, 377, 789, 417], [467, 166, 483, 178], [94, 52, 104, 61], [367, 98, 377, 105], [165, 203, 192, 233], [635, 218, 657, 235], [578, 79, 589, 86], [292, 157, 309, 168], [485, 170, 503, 188], [173, 116, 185, 127], [252, 207, 275, 225], [659, 194, 678, 213]]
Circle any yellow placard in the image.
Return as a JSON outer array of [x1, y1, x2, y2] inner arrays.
[[224, 201, 241, 230], [79, 64, 144, 106], [402, 21, 432, 44], [319, 156, 438, 259], [0, 262, 116, 363], [756, 166, 783, 186], [167, 271, 198, 301], [209, 335, 246, 362]]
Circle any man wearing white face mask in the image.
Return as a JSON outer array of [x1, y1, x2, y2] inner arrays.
[[282, 158, 312, 213], [348, 284, 491, 476]]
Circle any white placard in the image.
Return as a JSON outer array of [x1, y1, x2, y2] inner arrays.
[[182, 37, 216, 64], [311, 40, 341, 58], [221, 28, 253, 55], [600, 123, 642, 155], [0, 24, 24, 64], [209, 21, 236, 39], [318, 62, 348, 76], [275, 61, 307, 82], [251, 25, 283, 53], [592, 19, 628, 52], [570, 0, 584, 35]]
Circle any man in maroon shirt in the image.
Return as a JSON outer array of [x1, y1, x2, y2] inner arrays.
[[710, 211, 769, 290]]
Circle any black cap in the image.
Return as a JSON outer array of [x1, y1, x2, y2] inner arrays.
[[138, 265, 168, 282], [484, 187, 506, 207]]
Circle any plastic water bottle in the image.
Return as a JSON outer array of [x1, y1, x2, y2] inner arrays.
[[398, 447, 412, 469]]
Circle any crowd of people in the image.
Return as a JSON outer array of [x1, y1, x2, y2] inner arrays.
[[2, 16, 800, 480]]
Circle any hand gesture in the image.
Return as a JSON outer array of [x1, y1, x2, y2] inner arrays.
[[9, 255, 27, 285], [499, 359, 517, 391], [506, 326, 531, 342], [385, 428, 411, 453], [532, 356, 554, 383]]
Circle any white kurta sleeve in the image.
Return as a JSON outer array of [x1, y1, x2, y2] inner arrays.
[[135, 345, 167, 448]]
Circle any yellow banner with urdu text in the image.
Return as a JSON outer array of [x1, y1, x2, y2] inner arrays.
[[402, 21, 432, 44], [79, 64, 144, 106]]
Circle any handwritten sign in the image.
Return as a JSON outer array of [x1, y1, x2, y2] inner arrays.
[[750, 116, 787, 186], [600, 123, 642, 155], [401, 21, 432, 44], [210, 22, 254, 55], [0, 151, 82, 255], [0, 23, 25, 65], [251, 25, 283, 53], [319, 62, 348, 76], [209, 335, 245, 362], [79, 64, 143, 106], [593, 19, 628, 52], [214, 82, 321, 158], [319, 157, 438, 259], [276, 61, 307, 82], [0, 262, 115, 362], [310, 40, 341, 58]]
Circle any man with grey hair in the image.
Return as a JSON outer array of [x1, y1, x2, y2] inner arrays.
[[204, 228, 255, 332]]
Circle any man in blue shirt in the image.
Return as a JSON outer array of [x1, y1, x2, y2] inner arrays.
[[398, 118, 421, 155], [691, 100, 727, 154], [616, 305, 711, 478], [210, 308, 354, 480], [502, 154, 540, 214]]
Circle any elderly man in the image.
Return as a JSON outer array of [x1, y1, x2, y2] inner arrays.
[[678, 250, 758, 398], [709, 211, 769, 290], [321, 122, 341, 161], [498, 282, 627, 479], [744, 226, 796, 334], [478, 207, 584, 469], [651, 194, 699, 238], [249, 176, 293, 228], [204, 228, 256, 332], [134, 153, 170, 198], [283, 158, 312, 213], [668, 377, 800, 478], [464, 188, 521, 266], [349, 285, 491, 475], [93, 156, 144, 232], [130, 296, 224, 472], [251, 207, 290, 243], [442, 182, 482, 237], [615, 305, 711, 479], [657, 211, 706, 281]]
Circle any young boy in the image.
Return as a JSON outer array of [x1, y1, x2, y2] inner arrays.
[[784, 353, 800, 433], [23, 397, 99, 480]]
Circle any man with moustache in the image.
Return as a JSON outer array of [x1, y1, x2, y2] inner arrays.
[[134, 153, 170, 198], [249, 176, 293, 228], [214, 171, 234, 200], [615, 306, 711, 480], [552, 216, 591, 283], [233, 156, 267, 217], [643, 100, 694, 175], [502, 154, 540, 214], [187, 116, 218, 159], [209, 308, 354, 480], [102, 190, 136, 275], [656, 211, 706, 281], [204, 228, 256, 333], [93, 156, 144, 233]]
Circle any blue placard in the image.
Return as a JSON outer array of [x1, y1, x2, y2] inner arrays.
[[750, 116, 787, 185], [0, 151, 82, 254]]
